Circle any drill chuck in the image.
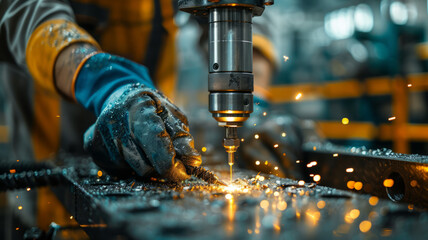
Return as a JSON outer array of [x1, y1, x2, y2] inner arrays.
[[179, 0, 273, 127], [208, 7, 254, 127]]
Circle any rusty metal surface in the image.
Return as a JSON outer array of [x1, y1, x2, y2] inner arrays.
[[53, 156, 427, 240], [303, 143, 428, 208]]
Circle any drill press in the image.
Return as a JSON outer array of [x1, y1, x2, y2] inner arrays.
[[179, 0, 274, 181]]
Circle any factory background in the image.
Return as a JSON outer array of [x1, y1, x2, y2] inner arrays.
[[176, 0, 428, 155], [0, 0, 427, 155]]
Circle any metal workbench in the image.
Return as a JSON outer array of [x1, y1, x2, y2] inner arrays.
[[52, 155, 428, 240]]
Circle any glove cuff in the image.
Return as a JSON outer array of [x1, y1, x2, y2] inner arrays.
[[71, 51, 102, 101], [74, 53, 156, 116]]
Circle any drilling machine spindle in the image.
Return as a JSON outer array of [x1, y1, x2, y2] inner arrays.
[[179, 0, 274, 182]]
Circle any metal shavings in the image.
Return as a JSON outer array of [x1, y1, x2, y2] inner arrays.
[[185, 166, 227, 186]]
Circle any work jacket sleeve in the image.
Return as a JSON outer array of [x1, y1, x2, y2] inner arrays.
[[0, 0, 99, 94]]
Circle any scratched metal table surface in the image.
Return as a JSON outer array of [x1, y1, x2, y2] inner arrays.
[[303, 143, 428, 208], [55, 157, 428, 240]]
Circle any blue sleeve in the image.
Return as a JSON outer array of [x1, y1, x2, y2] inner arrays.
[[74, 53, 155, 116]]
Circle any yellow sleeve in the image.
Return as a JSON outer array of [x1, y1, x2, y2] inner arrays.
[[26, 19, 101, 94], [253, 34, 278, 70], [417, 42, 428, 60]]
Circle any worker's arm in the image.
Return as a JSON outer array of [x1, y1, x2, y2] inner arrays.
[[252, 9, 279, 101], [0, 0, 99, 93], [238, 11, 323, 178], [0, 0, 201, 181], [54, 43, 98, 98]]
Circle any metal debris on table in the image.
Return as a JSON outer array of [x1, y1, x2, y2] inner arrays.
[[303, 142, 428, 208], [52, 156, 428, 240], [185, 165, 226, 186]]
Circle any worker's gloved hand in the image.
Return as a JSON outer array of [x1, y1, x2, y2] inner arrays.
[[238, 97, 322, 179], [74, 53, 201, 181]]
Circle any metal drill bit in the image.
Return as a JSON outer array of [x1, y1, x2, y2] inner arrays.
[[186, 166, 227, 186], [228, 152, 234, 183], [224, 127, 239, 184]]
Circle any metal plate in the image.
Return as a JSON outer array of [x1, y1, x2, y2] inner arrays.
[[54, 156, 428, 240]]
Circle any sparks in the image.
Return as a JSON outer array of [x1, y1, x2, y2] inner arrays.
[[307, 161, 317, 168], [369, 196, 379, 206], [255, 160, 260, 165], [354, 181, 363, 190], [260, 200, 269, 209], [349, 209, 360, 219], [388, 116, 396, 121], [317, 201, 326, 209], [407, 84, 412, 87], [283, 55, 289, 62], [347, 180, 355, 189], [263, 112, 267, 116], [333, 153, 339, 157], [254, 134, 260, 139], [273, 144, 279, 148], [383, 179, 394, 187], [342, 118, 349, 125], [295, 93, 302, 100], [277, 201, 287, 211], [298, 180, 305, 186], [313, 175, 321, 182], [201, 147, 207, 152], [359, 221, 372, 233], [346, 168, 354, 173], [281, 132, 286, 137]]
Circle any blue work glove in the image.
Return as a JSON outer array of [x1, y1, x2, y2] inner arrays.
[[74, 53, 201, 181]]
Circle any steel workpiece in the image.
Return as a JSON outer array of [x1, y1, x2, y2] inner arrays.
[[50, 155, 428, 240]]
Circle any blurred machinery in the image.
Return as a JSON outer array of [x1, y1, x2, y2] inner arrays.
[[177, 0, 428, 155], [268, 0, 428, 154]]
